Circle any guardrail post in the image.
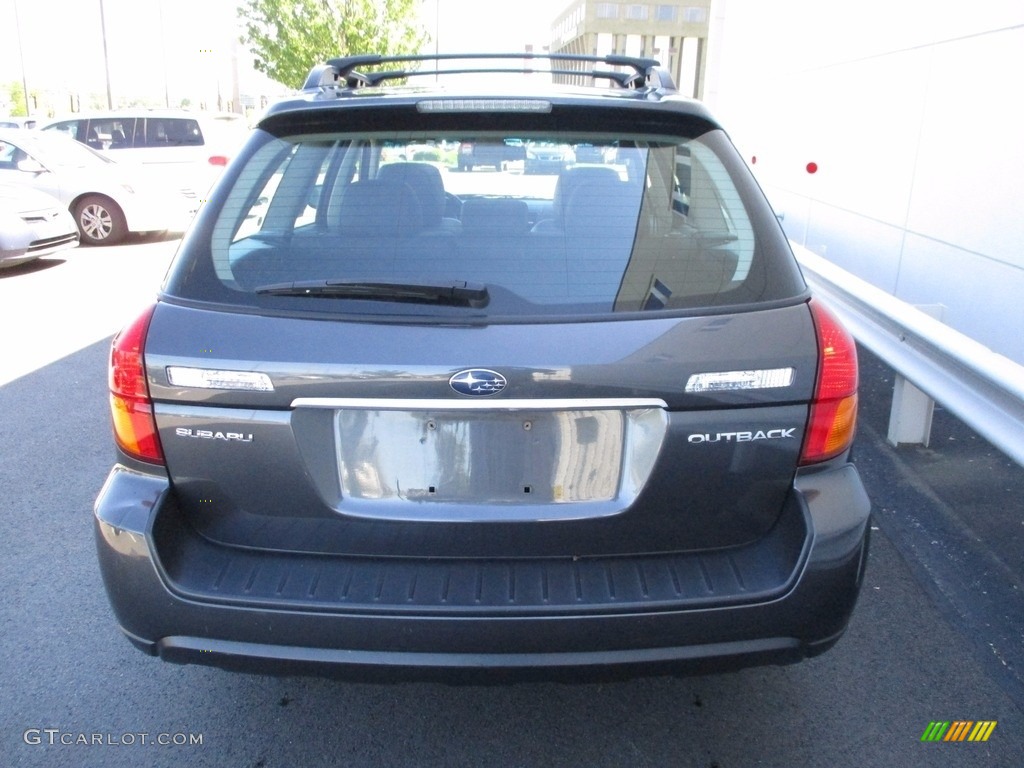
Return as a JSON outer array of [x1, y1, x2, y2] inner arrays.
[[888, 376, 936, 447], [887, 305, 945, 448]]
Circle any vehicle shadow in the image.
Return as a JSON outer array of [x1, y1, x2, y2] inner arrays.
[[0, 257, 67, 278], [75, 230, 184, 248], [126, 230, 185, 245]]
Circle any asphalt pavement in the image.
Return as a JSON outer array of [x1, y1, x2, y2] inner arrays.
[[0, 246, 1022, 767], [855, 347, 1024, 712]]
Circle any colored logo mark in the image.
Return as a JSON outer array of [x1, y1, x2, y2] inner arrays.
[[449, 369, 507, 397], [921, 721, 997, 742]]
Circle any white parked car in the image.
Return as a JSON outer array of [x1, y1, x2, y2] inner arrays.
[[0, 129, 197, 245], [0, 183, 78, 269], [0, 116, 38, 130]]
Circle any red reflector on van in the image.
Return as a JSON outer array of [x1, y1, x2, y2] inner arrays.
[[208, 155, 229, 166]]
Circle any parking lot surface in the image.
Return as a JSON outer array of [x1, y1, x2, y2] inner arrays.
[[1, 242, 1021, 767]]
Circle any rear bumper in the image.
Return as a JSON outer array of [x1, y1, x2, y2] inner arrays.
[[94, 463, 870, 678]]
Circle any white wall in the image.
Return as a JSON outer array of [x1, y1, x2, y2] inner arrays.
[[704, 0, 1024, 364]]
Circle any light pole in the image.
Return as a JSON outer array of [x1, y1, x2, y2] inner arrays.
[[99, 0, 113, 109], [13, 0, 31, 116], [158, 0, 170, 107]]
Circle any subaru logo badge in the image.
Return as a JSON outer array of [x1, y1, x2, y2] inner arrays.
[[449, 369, 507, 396]]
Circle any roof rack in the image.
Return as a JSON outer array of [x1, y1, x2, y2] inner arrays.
[[302, 52, 677, 92]]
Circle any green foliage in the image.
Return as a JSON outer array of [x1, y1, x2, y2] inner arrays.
[[239, 0, 428, 90], [6, 82, 27, 117]]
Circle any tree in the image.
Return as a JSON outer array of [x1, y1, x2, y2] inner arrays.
[[239, 0, 428, 90], [6, 81, 27, 117]]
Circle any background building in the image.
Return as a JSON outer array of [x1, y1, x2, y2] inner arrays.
[[549, 1, 711, 96], [704, 0, 1024, 365], [546, 0, 1024, 367]]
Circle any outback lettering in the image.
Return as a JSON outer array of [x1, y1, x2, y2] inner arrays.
[[688, 428, 797, 444]]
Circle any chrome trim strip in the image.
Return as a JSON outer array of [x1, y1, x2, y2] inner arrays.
[[291, 397, 668, 411]]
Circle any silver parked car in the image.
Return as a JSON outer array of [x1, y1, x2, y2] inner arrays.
[[0, 129, 198, 245], [95, 53, 869, 680], [0, 183, 78, 269]]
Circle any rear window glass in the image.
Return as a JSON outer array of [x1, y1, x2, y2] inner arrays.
[[176, 127, 801, 319], [86, 118, 135, 150], [143, 118, 203, 147], [41, 120, 82, 140]]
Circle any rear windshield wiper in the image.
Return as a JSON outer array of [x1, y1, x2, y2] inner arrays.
[[255, 278, 490, 308]]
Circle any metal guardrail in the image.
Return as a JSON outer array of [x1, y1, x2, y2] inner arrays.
[[792, 243, 1024, 467]]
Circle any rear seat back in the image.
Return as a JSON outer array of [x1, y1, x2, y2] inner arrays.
[[560, 177, 643, 301], [444, 198, 532, 291], [533, 165, 625, 232], [336, 179, 423, 237], [376, 162, 460, 232], [233, 177, 447, 288], [460, 198, 530, 235]]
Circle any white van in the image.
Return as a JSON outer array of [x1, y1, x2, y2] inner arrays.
[[39, 110, 248, 196]]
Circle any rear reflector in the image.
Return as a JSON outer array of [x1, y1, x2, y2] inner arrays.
[[686, 368, 795, 393], [208, 155, 229, 166], [109, 305, 164, 464], [800, 299, 859, 465], [167, 366, 274, 392]]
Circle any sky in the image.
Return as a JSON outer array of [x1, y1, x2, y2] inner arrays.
[[427, 0, 567, 53], [3, 0, 251, 111], [1, 0, 567, 114]]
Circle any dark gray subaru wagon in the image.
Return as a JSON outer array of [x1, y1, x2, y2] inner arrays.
[[95, 53, 870, 678]]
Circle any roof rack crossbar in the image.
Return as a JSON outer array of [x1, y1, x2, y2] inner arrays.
[[303, 52, 676, 92], [358, 66, 641, 88]]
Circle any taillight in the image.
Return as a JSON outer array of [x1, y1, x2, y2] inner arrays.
[[109, 305, 164, 464], [800, 298, 859, 465], [208, 155, 229, 166]]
